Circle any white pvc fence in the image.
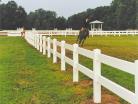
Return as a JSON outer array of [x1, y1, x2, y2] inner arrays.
[[1, 29, 138, 36], [36, 30, 138, 36], [0, 31, 7, 36], [0, 30, 21, 36], [0, 28, 23, 36], [25, 31, 138, 104]]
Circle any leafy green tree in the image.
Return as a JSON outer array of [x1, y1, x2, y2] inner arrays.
[[136, 0, 138, 29], [0, 0, 137, 30], [111, 0, 136, 29], [55, 16, 67, 29], [15, 6, 27, 27], [67, 0, 137, 30], [0, 1, 27, 29], [27, 9, 57, 29], [67, 12, 88, 30]]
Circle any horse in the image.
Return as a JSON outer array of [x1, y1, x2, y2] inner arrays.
[[76, 28, 89, 46]]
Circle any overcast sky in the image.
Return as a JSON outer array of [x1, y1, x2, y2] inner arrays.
[[2, 0, 113, 18]]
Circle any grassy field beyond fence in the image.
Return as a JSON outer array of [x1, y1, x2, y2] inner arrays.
[[0, 36, 138, 104]]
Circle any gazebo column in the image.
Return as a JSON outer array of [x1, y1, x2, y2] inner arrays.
[[93, 24, 95, 31], [99, 24, 101, 31], [101, 24, 102, 30]]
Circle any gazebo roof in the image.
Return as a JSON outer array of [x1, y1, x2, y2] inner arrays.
[[90, 20, 103, 24]]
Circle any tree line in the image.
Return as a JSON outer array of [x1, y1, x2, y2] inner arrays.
[[0, 0, 137, 30]]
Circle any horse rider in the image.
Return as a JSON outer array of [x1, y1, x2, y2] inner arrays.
[[81, 16, 90, 33], [76, 17, 90, 46]]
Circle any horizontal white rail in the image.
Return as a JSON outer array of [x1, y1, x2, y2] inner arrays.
[[0, 31, 8, 36], [65, 43, 73, 51], [57, 52, 61, 58], [65, 56, 73, 66], [99, 76, 135, 103], [78, 47, 94, 59], [100, 54, 135, 75], [25, 32, 138, 104], [57, 41, 61, 46], [77, 64, 94, 79], [35, 30, 138, 36], [1, 29, 138, 36]]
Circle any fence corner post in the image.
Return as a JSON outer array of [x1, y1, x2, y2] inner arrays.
[[53, 39, 57, 63], [93, 49, 101, 103], [42, 36, 46, 55], [47, 37, 51, 58], [135, 60, 138, 104], [73, 44, 79, 82], [61, 40, 65, 71]]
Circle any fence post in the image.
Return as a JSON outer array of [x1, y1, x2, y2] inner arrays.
[[34, 34, 37, 48], [47, 37, 51, 58], [32, 33, 34, 45], [93, 49, 101, 103], [39, 35, 43, 53], [35, 34, 37, 49], [53, 39, 57, 63], [135, 60, 138, 104], [61, 41, 65, 71], [65, 31, 67, 37], [37, 34, 40, 50], [30, 32, 32, 45], [119, 32, 121, 36], [32, 30, 35, 47], [38, 34, 40, 51], [73, 44, 79, 82], [42, 36, 46, 55]]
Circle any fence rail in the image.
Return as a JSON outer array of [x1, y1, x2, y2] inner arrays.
[[25, 31, 137, 104], [0, 29, 138, 36], [35, 30, 138, 36]]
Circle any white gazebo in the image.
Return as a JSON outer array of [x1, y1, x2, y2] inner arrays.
[[90, 20, 103, 31]]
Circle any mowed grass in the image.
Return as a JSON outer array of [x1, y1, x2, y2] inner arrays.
[[53, 35, 138, 61], [51, 35, 138, 104], [0, 36, 138, 104], [0, 37, 92, 104]]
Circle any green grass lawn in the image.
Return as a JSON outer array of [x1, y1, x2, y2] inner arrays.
[[0, 37, 92, 104], [52, 35, 138, 61], [52, 35, 138, 103], [0, 36, 138, 104]]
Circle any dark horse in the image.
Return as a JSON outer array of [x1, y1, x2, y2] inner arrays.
[[76, 28, 89, 46]]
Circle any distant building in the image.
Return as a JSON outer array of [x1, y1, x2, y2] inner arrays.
[[90, 20, 103, 31]]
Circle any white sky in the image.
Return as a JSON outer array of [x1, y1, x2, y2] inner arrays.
[[2, 0, 112, 18]]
